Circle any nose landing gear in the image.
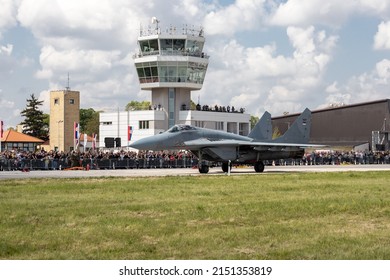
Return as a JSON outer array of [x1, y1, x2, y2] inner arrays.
[[221, 162, 232, 173]]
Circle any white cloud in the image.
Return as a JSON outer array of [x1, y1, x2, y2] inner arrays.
[[201, 24, 337, 116], [375, 59, 390, 82], [17, 0, 147, 50], [0, 44, 15, 76], [270, 0, 390, 27], [0, 94, 15, 109], [374, 21, 390, 50], [203, 0, 266, 36], [285, 26, 337, 86], [37, 89, 50, 113], [0, 0, 18, 37], [287, 26, 316, 53], [35, 68, 52, 80], [0, 44, 13, 56], [36, 45, 121, 79], [0, 90, 16, 128], [270, 0, 354, 27], [357, 0, 390, 17], [173, 0, 205, 18], [319, 82, 352, 108], [323, 59, 390, 108]]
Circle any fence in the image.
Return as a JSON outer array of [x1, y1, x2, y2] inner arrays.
[[1, 154, 390, 171], [0, 157, 199, 171]]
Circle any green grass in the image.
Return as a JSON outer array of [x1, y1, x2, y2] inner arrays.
[[1, 172, 390, 259]]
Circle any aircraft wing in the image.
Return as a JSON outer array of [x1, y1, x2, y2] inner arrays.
[[183, 139, 245, 149], [184, 138, 325, 150], [183, 138, 325, 162]]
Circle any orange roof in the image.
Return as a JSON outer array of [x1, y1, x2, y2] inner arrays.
[[1, 130, 44, 143]]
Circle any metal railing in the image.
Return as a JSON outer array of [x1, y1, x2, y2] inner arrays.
[[0, 158, 199, 171], [1, 154, 390, 171]]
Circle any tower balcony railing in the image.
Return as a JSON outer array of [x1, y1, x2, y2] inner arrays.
[[139, 76, 204, 84], [133, 50, 209, 59], [139, 25, 205, 38]]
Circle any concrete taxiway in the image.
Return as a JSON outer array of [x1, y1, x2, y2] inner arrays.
[[0, 164, 389, 180]]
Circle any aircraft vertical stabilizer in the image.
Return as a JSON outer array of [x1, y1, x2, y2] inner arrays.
[[248, 111, 272, 141], [273, 108, 311, 144]]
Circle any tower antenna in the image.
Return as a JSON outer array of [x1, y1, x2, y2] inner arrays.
[[151, 17, 160, 33], [66, 73, 70, 91]]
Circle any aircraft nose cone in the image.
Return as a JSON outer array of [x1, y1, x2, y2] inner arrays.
[[130, 138, 150, 150], [130, 136, 157, 150]]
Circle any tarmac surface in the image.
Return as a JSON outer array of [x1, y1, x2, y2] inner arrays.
[[1, 164, 389, 180]]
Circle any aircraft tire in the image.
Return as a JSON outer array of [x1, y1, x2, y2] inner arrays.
[[199, 164, 209, 174], [254, 161, 265, 173], [221, 162, 232, 173]]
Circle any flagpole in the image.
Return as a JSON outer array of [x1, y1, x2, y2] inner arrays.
[[83, 133, 87, 153], [74, 122, 76, 152], [0, 120, 3, 153], [127, 110, 130, 151]]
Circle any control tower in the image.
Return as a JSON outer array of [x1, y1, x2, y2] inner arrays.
[[133, 18, 209, 129]]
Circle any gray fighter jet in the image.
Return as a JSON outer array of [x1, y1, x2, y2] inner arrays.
[[130, 108, 321, 173]]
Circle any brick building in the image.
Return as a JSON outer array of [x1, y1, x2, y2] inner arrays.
[[49, 89, 80, 152]]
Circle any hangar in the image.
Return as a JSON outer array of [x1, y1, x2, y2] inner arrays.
[[272, 99, 390, 151]]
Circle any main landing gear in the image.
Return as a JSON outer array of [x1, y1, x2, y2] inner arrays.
[[199, 161, 264, 174], [198, 163, 210, 174], [254, 161, 265, 173]]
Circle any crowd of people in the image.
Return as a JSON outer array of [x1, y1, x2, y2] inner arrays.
[[148, 102, 246, 113], [0, 149, 198, 171], [289, 150, 390, 165], [194, 103, 245, 113], [1, 148, 390, 171]]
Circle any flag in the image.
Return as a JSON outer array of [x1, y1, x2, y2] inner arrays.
[[74, 122, 80, 147], [0, 120, 3, 138], [128, 126, 133, 141], [92, 133, 97, 149], [74, 122, 79, 139], [83, 133, 87, 149]]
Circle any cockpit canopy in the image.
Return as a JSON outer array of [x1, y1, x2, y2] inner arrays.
[[167, 124, 197, 133]]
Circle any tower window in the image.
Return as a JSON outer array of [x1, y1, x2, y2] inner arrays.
[[215, 122, 224, 131], [139, 121, 149, 130], [54, 98, 59, 105], [69, 99, 75, 104]]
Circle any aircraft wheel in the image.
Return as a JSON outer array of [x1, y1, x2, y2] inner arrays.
[[199, 164, 209, 174], [254, 161, 265, 173], [221, 162, 232, 173]]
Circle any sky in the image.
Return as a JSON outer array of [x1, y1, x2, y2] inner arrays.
[[1, 0, 390, 129]]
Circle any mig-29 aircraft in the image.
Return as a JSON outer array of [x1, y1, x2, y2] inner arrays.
[[130, 108, 321, 173]]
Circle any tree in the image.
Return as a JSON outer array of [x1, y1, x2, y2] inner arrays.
[[125, 101, 151, 111], [80, 108, 100, 136], [272, 127, 282, 139], [80, 108, 95, 132], [250, 115, 259, 130], [190, 100, 197, 110], [43, 113, 50, 129], [20, 94, 48, 140]]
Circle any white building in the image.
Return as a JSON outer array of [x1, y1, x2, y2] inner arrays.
[[99, 109, 250, 148], [99, 20, 250, 149]]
